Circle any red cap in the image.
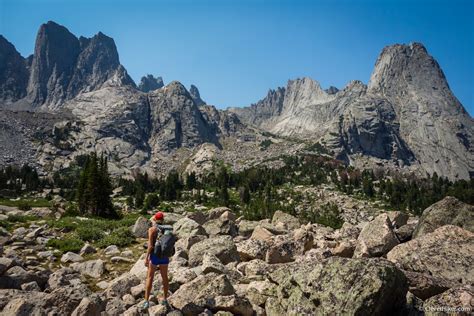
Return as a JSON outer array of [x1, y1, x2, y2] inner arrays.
[[154, 211, 164, 221]]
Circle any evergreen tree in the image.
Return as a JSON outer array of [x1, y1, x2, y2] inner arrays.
[[76, 152, 117, 218]]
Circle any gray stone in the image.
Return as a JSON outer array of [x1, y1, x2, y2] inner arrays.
[[353, 213, 399, 258], [60, 252, 84, 263], [189, 235, 239, 266], [132, 216, 150, 238], [387, 225, 474, 285], [413, 196, 474, 238], [71, 259, 105, 278]]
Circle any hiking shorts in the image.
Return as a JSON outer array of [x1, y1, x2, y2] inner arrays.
[[150, 254, 169, 266]]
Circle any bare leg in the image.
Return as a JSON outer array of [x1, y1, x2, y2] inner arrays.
[[159, 264, 169, 300], [145, 263, 156, 302]]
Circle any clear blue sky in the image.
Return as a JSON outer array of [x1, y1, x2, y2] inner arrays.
[[1, 0, 473, 115]]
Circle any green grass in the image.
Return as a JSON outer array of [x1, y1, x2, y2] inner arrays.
[[0, 198, 51, 208], [46, 235, 84, 253], [96, 227, 136, 248], [45, 212, 141, 252]]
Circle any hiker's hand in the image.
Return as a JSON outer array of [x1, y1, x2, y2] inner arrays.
[[144, 257, 149, 267]]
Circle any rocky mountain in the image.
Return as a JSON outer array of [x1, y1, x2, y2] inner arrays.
[[0, 36, 29, 103], [189, 84, 206, 106], [230, 43, 473, 180], [0, 21, 135, 110], [0, 21, 472, 180], [138, 74, 164, 92]]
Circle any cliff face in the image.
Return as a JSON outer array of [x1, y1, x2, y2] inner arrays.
[[0, 36, 29, 103], [367, 43, 474, 179], [230, 43, 473, 180], [1, 21, 135, 110]]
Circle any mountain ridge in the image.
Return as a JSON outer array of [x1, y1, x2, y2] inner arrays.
[[0, 22, 472, 180]]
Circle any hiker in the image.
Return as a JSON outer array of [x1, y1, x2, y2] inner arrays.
[[142, 211, 175, 309]]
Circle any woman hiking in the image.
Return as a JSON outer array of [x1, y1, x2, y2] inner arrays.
[[142, 211, 174, 310]]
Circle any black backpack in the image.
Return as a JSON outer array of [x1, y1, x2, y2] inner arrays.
[[153, 230, 176, 258]]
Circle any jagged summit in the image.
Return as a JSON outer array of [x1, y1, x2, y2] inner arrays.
[[0, 35, 29, 103], [138, 74, 164, 92], [189, 84, 205, 106], [229, 43, 473, 180], [1, 20, 135, 109]]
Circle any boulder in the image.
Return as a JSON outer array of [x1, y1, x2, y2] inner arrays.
[[202, 253, 227, 274], [47, 267, 80, 290], [186, 211, 207, 225], [174, 218, 207, 239], [423, 286, 473, 316], [394, 223, 417, 242], [203, 218, 238, 237], [71, 295, 105, 316], [387, 225, 474, 285], [265, 240, 297, 264], [353, 213, 399, 258], [71, 259, 105, 278], [1, 265, 48, 290], [105, 297, 127, 315], [104, 245, 120, 256], [0, 257, 13, 275], [132, 217, 150, 238], [175, 235, 207, 252], [250, 226, 274, 242], [104, 273, 141, 298], [129, 254, 148, 279], [212, 295, 253, 316], [387, 211, 409, 228], [237, 239, 269, 261], [238, 220, 259, 237], [189, 235, 239, 266], [163, 212, 184, 225], [331, 241, 355, 258], [168, 274, 235, 315], [272, 210, 300, 230], [403, 270, 455, 300], [219, 210, 237, 222], [20, 281, 41, 291], [148, 304, 167, 315], [2, 298, 33, 316], [266, 257, 408, 315], [207, 207, 233, 220], [60, 252, 84, 263], [413, 196, 474, 238]]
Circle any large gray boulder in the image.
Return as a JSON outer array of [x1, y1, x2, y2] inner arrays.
[[413, 196, 474, 238], [387, 225, 474, 285], [173, 217, 207, 239], [104, 273, 140, 298], [272, 210, 300, 230], [132, 217, 150, 238], [265, 257, 408, 315], [71, 259, 105, 278], [188, 235, 239, 266], [203, 218, 238, 237], [168, 273, 235, 315], [423, 286, 473, 316], [353, 213, 399, 258]]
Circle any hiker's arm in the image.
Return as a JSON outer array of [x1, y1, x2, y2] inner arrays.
[[145, 227, 155, 266]]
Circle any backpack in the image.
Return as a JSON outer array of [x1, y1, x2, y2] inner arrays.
[[153, 229, 176, 258]]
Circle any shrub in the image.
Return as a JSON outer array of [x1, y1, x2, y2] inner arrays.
[[17, 201, 32, 211], [76, 225, 104, 242], [47, 217, 79, 232], [314, 202, 344, 229], [96, 227, 135, 248], [7, 214, 35, 223], [46, 236, 84, 253]]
